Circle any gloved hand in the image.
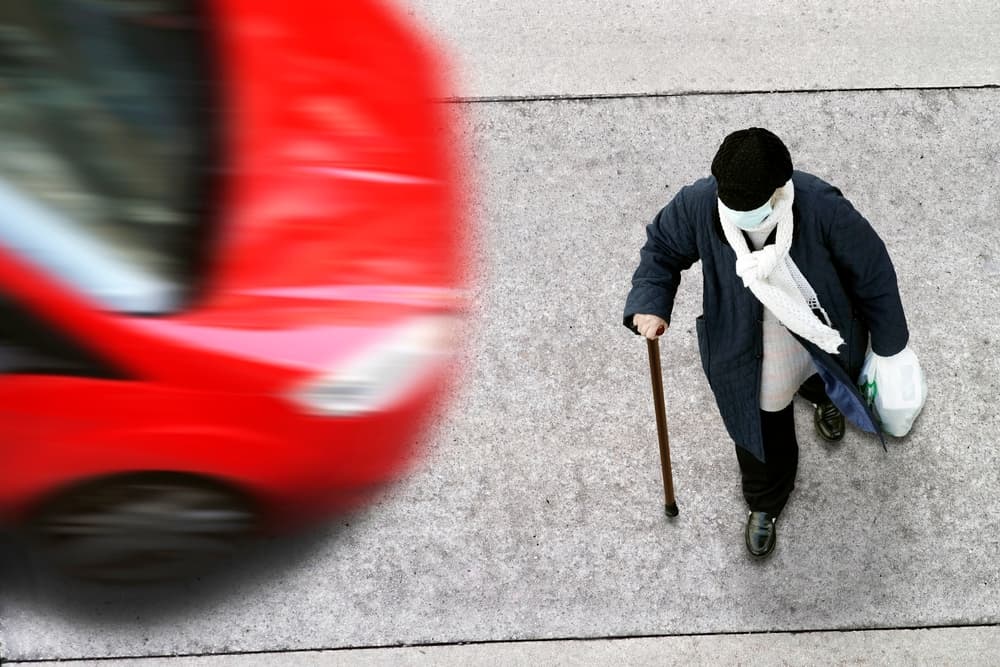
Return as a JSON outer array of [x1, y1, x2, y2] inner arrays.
[[633, 314, 668, 339]]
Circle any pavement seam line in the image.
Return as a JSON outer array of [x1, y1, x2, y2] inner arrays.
[[438, 83, 1000, 104], [7, 621, 1000, 664]]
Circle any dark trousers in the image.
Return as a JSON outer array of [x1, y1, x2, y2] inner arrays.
[[734, 374, 827, 516], [796, 372, 828, 406], [736, 404, 798, 516]]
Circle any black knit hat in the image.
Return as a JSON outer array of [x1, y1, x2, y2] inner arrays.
[[711, 127, 793, 211]]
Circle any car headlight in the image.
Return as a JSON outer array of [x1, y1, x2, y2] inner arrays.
[[290, 315, 455, 417]]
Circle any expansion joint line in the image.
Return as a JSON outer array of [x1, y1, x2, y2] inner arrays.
[[8, 621, 1000, 664], [440, 83, 1000, 104]]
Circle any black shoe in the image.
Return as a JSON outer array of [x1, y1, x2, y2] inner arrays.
[[814, 400, 845, 442], [745, 511, 777, 558]]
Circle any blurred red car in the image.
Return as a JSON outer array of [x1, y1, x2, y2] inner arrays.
[[0, 0, 467, 578]]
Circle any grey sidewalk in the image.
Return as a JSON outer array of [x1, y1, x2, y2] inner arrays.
[[4, 83, 998, 664], [8, 626, 1000, 666], [3, 1, 1000, 663], [406, 0, 1000, 98]]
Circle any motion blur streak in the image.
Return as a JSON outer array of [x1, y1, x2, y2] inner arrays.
[[0, 0, 470, 581]]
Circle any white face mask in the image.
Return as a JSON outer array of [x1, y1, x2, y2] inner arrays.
[[719, 198, 772, 230]]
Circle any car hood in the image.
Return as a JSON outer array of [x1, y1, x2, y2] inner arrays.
[[123, 285, 464, 392]]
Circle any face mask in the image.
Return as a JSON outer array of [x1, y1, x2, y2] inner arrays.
[[719, 198, 772, 230]]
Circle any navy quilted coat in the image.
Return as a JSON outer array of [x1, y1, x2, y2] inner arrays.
[[623, 171, 909, 461]]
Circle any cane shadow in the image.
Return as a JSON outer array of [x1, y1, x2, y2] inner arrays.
[[0, 504, 378, 625]]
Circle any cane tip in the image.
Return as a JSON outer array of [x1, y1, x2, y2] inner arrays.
[[664, 502, 679, 518]]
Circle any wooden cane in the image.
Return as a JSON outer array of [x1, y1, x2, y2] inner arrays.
[[646, 329, 679, 517]]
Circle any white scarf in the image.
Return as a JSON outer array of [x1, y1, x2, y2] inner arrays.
[[718, 179, 845, 354]]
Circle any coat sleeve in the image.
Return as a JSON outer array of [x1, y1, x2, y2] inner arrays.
[[824, 190, 910, 356], [622, 190, 700, 334]]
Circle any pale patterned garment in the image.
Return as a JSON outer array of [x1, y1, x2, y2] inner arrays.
[[746, 227, 817, 412]]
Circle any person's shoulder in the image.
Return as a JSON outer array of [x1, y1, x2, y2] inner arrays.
[[666, 175, 716, 210], [792, 170, 853, 220], [792, 170, 843, 200], [682, 174, 718, 198], [793, 170, 873, 238], [650, 175, 713, 215]]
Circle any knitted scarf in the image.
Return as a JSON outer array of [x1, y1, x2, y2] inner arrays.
[[718, 179, 845, 354]]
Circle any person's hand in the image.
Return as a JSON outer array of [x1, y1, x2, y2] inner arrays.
[[633, 314, 667, 339]]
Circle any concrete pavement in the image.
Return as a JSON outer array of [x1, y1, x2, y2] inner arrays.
[[7, 626, 1000, 666], [2, 1, 999, 663], [403, 0, 1000, 98]]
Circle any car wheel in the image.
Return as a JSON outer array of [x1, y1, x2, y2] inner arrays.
[[29, 472, 258, 582]]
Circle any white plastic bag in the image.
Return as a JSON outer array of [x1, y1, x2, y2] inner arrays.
[[858, 345, 927, 437]]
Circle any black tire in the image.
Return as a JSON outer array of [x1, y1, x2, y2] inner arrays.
[[29, 472, 258, 582]]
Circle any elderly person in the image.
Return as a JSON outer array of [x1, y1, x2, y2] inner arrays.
[[624, 128, 909, 558]]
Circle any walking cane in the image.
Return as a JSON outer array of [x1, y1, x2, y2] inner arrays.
[[646, 326, 679, 517]]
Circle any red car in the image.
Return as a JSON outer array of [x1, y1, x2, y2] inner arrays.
[[0, 0, 467, 579]]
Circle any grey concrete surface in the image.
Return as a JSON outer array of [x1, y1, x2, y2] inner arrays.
[[2, 88, 998, 662], [8, 626, 1000, 666], [400, 0, 1000, 99]]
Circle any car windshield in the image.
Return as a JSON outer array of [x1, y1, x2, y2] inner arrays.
[[0, 0, 215, 313]]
